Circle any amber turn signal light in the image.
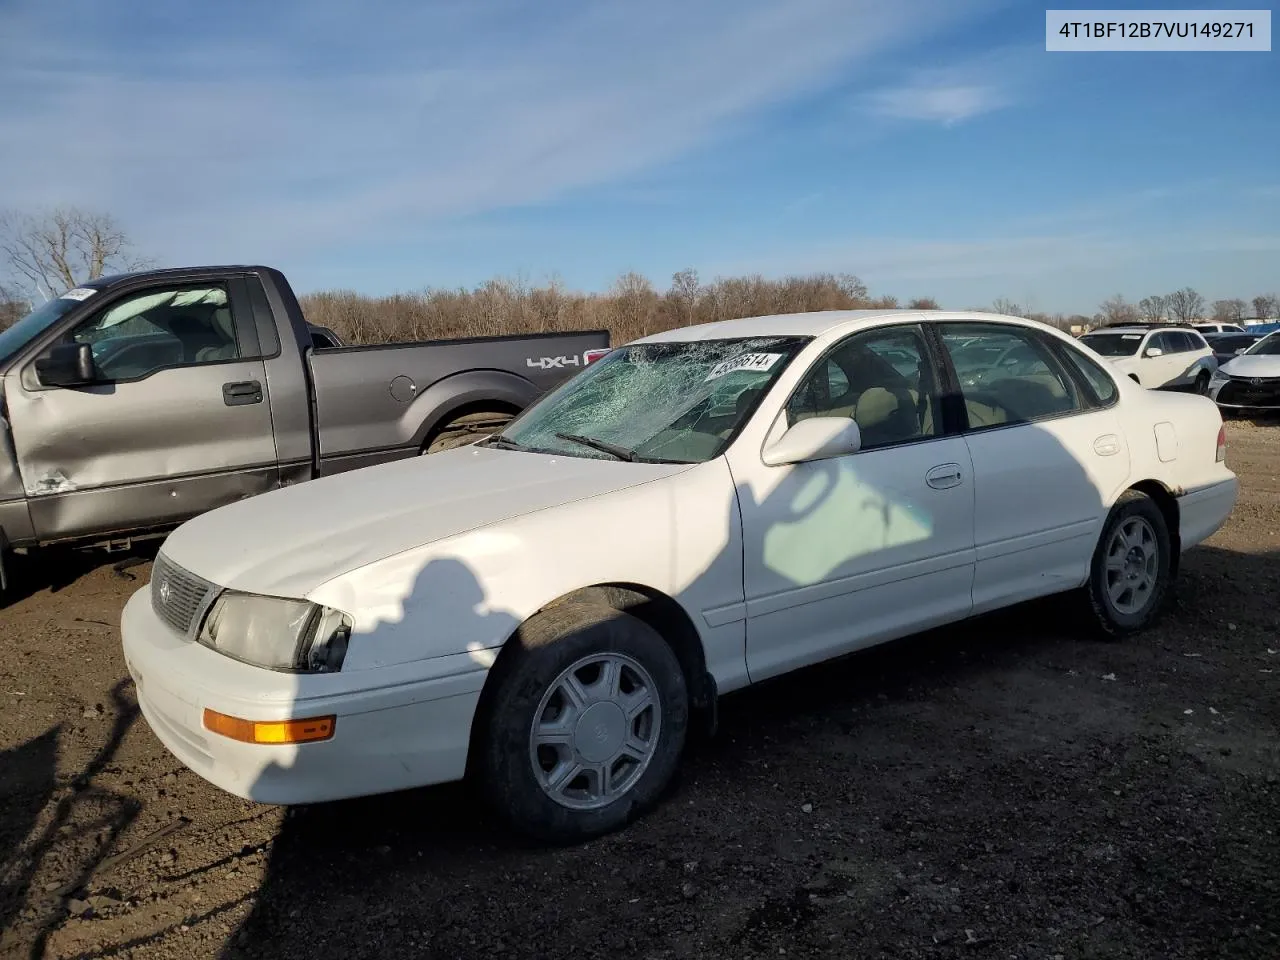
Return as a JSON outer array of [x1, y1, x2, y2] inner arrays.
[[203, 708, 335, 744]]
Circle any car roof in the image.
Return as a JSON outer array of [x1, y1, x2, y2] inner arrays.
[[633, 309, 1064, 344], [1083, 326, 1185, 335]]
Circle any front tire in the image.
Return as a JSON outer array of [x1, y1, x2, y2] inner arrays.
[[476, 603, 688, 844], [1085, 490, 1172, 637]]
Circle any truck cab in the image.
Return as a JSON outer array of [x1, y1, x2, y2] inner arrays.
[[0, 265, 609, 571]]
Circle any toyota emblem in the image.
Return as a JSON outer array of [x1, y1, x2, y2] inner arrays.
[[1251, 378, 1262, 385], [158, 578, 172, 604]]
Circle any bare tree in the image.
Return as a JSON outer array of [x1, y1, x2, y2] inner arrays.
[[1165, 287, 1204, 324], [0, 207, 151, 295], [0, 281, 28, 330], [907, 297, 939, 310], [1137, 295, 1167, 323], [1210, 298, 1246, 323], [668, 268, 700, 326], [836, 273, 868, 303], [1098, 294, 1138, 326], [990, 298, 1025, 317], [1253, 294, 1279, 320]]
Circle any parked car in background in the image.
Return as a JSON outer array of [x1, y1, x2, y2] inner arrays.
[[0, 265, 609, 583], [122, 308, 1237, 843], [1078, 324, 1217, 392], [1208, 330, 1280, 413], [1203, 332, 1266, 366], [1193, 322, 1246, 335]]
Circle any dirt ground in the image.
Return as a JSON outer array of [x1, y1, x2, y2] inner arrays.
[[1, 420, 1277, 960]]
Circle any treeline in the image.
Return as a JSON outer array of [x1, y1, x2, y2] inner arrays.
[[299, 270, 950, 346], [1096, 289, 1280, 327]]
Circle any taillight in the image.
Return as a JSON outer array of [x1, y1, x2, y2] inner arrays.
[[583, 348, 610, 365], [1216, 423, 1227, 462]]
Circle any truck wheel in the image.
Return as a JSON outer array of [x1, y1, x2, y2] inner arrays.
[[475, 603, 688, 844], [1084, 490, 1172, 638], [423, 410, 514, 454]]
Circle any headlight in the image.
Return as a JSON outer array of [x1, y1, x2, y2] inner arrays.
[[198, 592, 352, 673], [1210, 370, 1229, 384]]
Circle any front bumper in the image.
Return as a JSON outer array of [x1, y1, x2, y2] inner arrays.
[[1209, 376, 1280, 409], [121, 589, 489, 805]]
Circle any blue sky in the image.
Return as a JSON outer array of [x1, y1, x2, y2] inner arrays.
[[1, 0, 1276, 314]]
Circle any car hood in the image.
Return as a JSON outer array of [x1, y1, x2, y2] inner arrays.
[[159, 445, 694, 597], [1219, 354, 1280, 378], [1105, 356, 1142, 371]]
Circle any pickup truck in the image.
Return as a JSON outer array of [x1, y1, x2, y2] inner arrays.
[[0, 264, 609, 580]]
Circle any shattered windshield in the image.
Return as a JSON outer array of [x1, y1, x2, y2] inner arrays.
[[492, 336, 811, 463]]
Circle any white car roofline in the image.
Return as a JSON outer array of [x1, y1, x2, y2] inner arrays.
[[631, 309, 1080, 348]]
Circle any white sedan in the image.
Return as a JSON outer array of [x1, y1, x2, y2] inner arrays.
[[1208, 330, 1280, 412], [122, 310, 1238, 842]]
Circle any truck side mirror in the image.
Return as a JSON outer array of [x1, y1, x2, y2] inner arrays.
[[35, 342, 96, 387]]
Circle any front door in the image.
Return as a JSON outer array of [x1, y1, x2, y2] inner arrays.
[[5, 280, 279, 542], [729, 323, 976, 683]]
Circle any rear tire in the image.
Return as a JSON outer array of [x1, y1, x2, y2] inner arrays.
[[1085, 490, 1172, 638], [475, 603, 688, 844], [423, 410, 514, 454]]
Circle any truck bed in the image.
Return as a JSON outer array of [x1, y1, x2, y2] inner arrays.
[[308, 330, 610, 469]]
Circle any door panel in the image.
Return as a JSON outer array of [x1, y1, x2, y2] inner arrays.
[[963, 410, 1130, 613], [735, 436, 976, 682], [7, 361, 277, 539]]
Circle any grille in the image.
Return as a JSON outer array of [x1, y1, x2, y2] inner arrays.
[[150, 552, 218, 637], [1217, 377, 1280, 407]]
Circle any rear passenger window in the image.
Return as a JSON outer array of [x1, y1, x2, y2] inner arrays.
[[1058, 343, 1118, 406], [939, 324, 1082, 429]]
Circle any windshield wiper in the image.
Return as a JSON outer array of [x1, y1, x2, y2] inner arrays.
[[554, 432, 640, 462], [483, 434, 526, 451]]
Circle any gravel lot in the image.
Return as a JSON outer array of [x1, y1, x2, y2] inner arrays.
[[2, 420, 1277, 960]]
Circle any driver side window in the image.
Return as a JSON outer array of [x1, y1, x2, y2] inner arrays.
[[787, 326, 939, 450], [67, 284, 240, 381]]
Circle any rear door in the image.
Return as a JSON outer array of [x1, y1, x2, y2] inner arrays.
[[4, 277, 279, 542], [934, 321, 1131, 614]]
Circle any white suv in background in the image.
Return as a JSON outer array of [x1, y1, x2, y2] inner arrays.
[[1194, 322, 1246, 335], [1079, 324, 1218, 392]]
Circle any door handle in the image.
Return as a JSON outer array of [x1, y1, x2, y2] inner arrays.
[[223, 380, 263, 406], [925, 463, 963, 489]]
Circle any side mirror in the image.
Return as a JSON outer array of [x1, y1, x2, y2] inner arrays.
[[762, 416, 861, 466], [35, 342, 96, 387], [1144, 347, 1164, 358]]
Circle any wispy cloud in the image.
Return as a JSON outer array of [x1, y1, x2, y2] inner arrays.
[[0, 0, 991, 268], [859, 45, 1035, 127], [865, 82, 1010, 125]]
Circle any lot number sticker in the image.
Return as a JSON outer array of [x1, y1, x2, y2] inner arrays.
[[706, 352, 783, 381]]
